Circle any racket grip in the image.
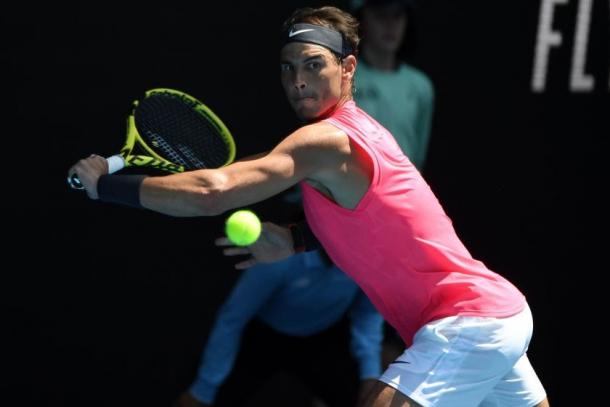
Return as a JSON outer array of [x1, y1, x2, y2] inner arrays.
[[68, 155, 126, 190]]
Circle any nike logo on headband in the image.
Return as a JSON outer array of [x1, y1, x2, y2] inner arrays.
[[289, 28, 315, 37]]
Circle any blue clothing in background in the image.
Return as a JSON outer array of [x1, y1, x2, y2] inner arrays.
[[189, 250, 384, 404]]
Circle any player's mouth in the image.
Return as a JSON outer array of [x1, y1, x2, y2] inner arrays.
[[294, 96, 316, 104]]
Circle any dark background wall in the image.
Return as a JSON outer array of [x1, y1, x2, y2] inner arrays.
[[3, 1, 607, 405]]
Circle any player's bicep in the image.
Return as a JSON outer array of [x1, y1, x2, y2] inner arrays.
[[210, 152, 306, 211], [214, 124, 346, 211]]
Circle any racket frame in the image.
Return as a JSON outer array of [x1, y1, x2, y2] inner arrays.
[[120, 88, 236, 172], [68, 88, 236, 189]]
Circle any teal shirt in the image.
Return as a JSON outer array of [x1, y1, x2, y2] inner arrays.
[[354, 60, 434, 169]]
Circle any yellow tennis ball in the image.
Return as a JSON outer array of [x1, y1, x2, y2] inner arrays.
[[225, 210, 262, 246]]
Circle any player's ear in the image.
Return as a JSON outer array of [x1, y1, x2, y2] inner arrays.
[[342, 55, 357, 83]]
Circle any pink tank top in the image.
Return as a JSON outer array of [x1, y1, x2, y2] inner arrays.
[[301, 101, 525, 346]]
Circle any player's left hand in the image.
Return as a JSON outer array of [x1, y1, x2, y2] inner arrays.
[[215, 221, 294, 269]]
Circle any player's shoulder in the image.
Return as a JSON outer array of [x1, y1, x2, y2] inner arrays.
[[296, 120, 346, 137], [289, 121, 349, 151]]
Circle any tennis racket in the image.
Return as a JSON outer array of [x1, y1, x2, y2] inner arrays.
[[68, 88, 236, 189]]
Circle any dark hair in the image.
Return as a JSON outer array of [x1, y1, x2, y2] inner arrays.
[[282, 6, 360, 59]]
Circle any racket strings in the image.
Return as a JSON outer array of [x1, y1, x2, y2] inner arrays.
[[135, 94, 231, 169]]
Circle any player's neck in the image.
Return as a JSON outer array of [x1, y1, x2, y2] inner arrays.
[[301, 94, 352, 124], [361, 45, 397, 71]]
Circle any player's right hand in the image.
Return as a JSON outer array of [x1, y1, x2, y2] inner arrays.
[[67, 154, 108, 199]]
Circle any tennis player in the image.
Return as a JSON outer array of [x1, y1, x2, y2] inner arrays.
[[68, 6, 548, 407]]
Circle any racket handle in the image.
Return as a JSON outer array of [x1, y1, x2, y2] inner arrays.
[[68, 155, 126, 190]]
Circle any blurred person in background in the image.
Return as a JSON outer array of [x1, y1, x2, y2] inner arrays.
[[352, 0, 433, 170], [173, 250, 383, 407]]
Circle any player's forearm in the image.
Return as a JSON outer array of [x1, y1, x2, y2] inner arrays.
[[235, 151, 269, 162], [122, 147, 306, 216], [140, 170, 228, 217], [139, 160, 290, 217]]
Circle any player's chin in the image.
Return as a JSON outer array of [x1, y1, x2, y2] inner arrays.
[[292, 104, 320, 122]]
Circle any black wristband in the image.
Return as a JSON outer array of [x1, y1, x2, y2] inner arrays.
[[97, 174, 146, 209]]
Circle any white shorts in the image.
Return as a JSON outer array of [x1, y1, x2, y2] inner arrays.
[[379, 305, 546, 406]]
